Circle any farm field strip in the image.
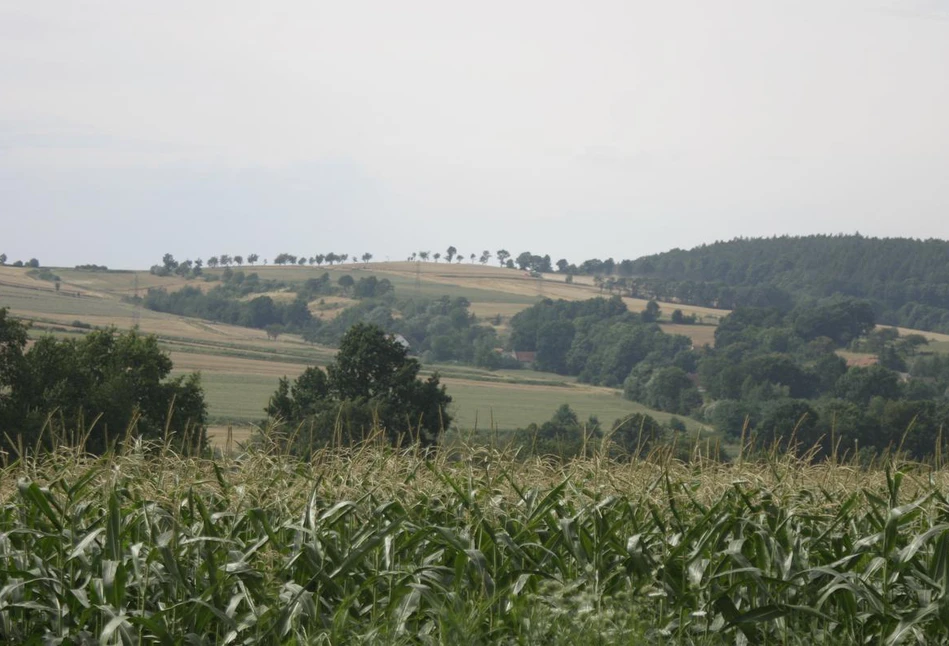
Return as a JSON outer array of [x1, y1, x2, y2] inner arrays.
[[657, 322, 717, 346], [180, 363, 704, 433]]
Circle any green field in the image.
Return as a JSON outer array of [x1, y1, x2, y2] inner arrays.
[[174, 371, 278, 423], [174, 368, 702, 434], [0, 282, 146, 319], [443, 380, 700, 432]]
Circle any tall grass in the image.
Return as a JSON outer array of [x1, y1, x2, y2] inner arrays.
[[3, 438, 949, 644]]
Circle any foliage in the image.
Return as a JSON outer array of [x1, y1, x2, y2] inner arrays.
[[305, 295, 501, 367], [514, 251, 553, 273], [266, 323, 452, 449], [624, 365, 702, 415], [142, 269, 318, 335], [6, 447, 949, 644], [506, 405, 678, 462], [620, 234, 949, 333], [698, 302, 949, 460], [510, 297, 693, 387], [0, 310, 206, 453]]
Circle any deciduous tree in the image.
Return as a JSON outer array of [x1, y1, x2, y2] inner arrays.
[[267, 323, 451, 448], [0, 312, 207, 454]]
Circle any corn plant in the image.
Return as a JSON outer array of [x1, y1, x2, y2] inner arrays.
[[2, 444, 949, 644]]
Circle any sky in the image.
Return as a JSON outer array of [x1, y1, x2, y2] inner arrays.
[[1, 0, 948, 269]]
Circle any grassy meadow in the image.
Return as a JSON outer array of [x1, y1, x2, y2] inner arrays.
[[189, 367, 703, 435], [3, 443, 949, 644]]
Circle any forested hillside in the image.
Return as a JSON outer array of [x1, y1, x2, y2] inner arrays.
[[620, 235, 949, 332]]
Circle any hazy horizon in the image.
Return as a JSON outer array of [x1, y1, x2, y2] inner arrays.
[[3, 0, 948, 269]]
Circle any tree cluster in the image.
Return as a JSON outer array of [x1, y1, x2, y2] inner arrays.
[[504, 404, 688, 462], [302, 296, 508, 369], [508, 297, 693, 386], [274, 252, 370, 266], [149, 253, 265, 278], [695, 299, 949, 460], [141, 269, 397, 340], [144, 285, 315, 335], [0, 254, 39, 268], [617, 234, 949, 334], [265, 323, 452, 450], [0, 309, 207, 454]]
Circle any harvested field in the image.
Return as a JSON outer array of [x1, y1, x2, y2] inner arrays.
[[892, 326, 949, 344], [658, 322, 717, 347]]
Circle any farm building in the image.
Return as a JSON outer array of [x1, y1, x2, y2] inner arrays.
[[389, 333, 411, 350], [512, 351, 536, 365]]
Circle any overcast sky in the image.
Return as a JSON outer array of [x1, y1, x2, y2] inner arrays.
[[2, 0, 947, 269]]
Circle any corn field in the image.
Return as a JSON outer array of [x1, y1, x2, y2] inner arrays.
[[3, 442, 949, 644]]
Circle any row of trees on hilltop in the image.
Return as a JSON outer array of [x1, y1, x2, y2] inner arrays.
[[149, 253, 263, 277], [405, 248, 552, 272], [142, 245, 675, 278], [0, 254, 40, 268], [273, 252, 373, 266], [149, 252, 378, 277]]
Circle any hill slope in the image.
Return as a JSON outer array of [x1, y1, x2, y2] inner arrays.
[[624, 235, 949, 332]]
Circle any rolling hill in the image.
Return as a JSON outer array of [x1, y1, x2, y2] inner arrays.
[[621, 234, 949, 332], [0, 262, 717, 438]]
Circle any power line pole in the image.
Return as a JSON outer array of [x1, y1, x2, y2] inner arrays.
[[132, 274, 141, 328]]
